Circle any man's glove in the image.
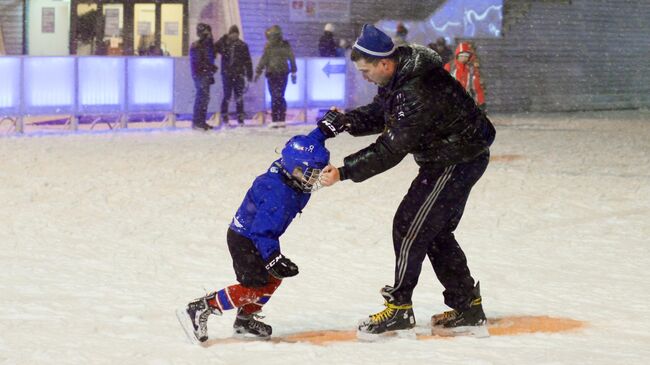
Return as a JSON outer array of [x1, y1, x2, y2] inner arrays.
[[290, 73, 297, 84], [265, 252, 299, 279], [317, 110, 349, 138]]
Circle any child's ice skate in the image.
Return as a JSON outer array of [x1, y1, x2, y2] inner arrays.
[[233, 309, 272, 339], [176, 292, 222, 344]]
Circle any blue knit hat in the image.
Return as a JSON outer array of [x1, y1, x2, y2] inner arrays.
[[353, 24, 396, 57]]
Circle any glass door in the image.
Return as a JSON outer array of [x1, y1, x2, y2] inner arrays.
[[74, 3, 98, 55], [103, 3, 124, 55], [161, 3, 184, 57], [134, 3, 156, 55]]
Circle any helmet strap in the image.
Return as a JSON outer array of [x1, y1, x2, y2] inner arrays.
[[273, 161, 304, 192]]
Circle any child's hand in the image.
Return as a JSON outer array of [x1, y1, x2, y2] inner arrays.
[[265, 252, 299, 279]]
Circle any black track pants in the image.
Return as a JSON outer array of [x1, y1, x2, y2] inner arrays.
[[221, 74, 246, 117], [385, 153, 489, 310]]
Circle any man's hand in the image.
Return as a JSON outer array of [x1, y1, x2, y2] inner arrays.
[[290, 73, 297, 84], [265, 252, 299, 279], [320, 164, 341, 187], [317, 110, 349, 138]]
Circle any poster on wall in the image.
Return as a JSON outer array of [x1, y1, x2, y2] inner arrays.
[[164, 22, 179, 36], [137, 22, 151, 36], [41, 7, 55, 33], [104, 9, 120, 37], [289, 0, 350, 22]]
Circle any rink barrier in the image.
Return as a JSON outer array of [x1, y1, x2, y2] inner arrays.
[[0, 56, 357, 134]]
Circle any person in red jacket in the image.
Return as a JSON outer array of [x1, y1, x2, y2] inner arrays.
[[444, 42, 486, 111]]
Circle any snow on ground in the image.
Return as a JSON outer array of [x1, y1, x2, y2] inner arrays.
[[0, 110, 649, 364]]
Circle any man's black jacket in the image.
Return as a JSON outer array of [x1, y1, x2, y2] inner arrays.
[[214, 36, 253, 80], [190, 38, 217, 80], [339, 45, 496, 182]]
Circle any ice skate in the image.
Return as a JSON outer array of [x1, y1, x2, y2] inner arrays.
[[191, 123, 213, 131], [431, 282, 489, 338], [176, 292, 222, 344], [233, 309, 272, 339], [357, 295, 416, 341]]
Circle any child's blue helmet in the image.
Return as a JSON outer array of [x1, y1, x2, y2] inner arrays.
[[281, 135, 330, 192]]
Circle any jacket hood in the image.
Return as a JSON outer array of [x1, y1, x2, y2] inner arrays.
[[266, 25, 283, 42], [454, 42, 474, 56], [391, 44, 442, 88]]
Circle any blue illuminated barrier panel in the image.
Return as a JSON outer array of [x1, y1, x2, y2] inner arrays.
[[0, 56, 175, 132], [0, 56, 352, 133], [263, 57, 347, 109]]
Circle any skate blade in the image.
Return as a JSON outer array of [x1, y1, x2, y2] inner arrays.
[[356, 328, 416, 342], [175, 307, 202, 345], [431, 324, 490, 338], [232, 330, 272, 341]]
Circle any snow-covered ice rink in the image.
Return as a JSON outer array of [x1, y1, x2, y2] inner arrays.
[[1, 110, 649, 364]]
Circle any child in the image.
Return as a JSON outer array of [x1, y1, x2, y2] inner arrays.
[[176, 128, 330, 344]]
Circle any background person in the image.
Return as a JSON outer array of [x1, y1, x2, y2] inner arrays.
[[189, 23, 218, 131], [318, 23, 337, 57], [444, 42, 486, 111], [429, 37, 453, 66], [254, 25, 297, 128], [215, 25, 253, 125]]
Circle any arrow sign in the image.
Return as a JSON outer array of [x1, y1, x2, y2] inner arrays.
[[322, 62, 346, 78]]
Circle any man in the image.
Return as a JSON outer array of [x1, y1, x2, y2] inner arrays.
[[189, 23, 218, 131], [445, 42, 486, 111], [215, 25, 253, 125], [318, 24, 495, 338]]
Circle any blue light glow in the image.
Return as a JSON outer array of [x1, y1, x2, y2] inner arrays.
[[306, 58, 346, 106], [78, 57, 126, 112], [127, 58, 174, 111], [0, 57, 21, 112], [378, 0, 503, 49], [24, 57, 75, 112]]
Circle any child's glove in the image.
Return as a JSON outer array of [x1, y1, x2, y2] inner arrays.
[[265, 252, 299, 279], [317, 110, 349, 138]]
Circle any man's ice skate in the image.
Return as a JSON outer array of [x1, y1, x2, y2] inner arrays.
[[233, 309, 272, 339], [357, 288, 416, 341], [176, 292, 222, 344], [431, 282, 489, 338]]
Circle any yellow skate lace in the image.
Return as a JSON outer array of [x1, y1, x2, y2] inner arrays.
[[440, 310, 458, 320], [438, 297, 482, 321], [370, 301, 412, 324]]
